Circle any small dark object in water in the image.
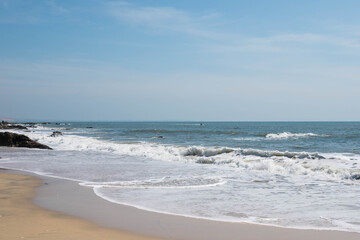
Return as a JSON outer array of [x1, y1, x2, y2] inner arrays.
[[200, 123, 203, 126], [351, 174, 360, 180], [196, 158, 215, 164], [50, 131, 62, 137], [86, 127, 93, 129], [157, 136, 164, 139]]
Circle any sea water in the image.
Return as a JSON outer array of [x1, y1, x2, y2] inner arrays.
[[1, 122, 359, 232]]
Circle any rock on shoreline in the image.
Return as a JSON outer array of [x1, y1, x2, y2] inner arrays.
[[50, 131, 62, 137], [0, 132, 52, 150], [0, 121, 27, 130]]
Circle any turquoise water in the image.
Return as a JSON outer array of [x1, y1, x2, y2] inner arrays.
[[1, 122, 359, 232]]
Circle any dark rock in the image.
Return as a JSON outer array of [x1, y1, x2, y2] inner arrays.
[[0, 132, 52, 150], [10, 124, 27, 129], [0, 121, 27, 130], [55, 123, 61, 125], [41, 122, 51, 125], [351, 174, 360, 180], [49, 131, 63, 137]]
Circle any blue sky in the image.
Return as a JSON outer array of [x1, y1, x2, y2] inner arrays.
[[1, 0, 359, 121]]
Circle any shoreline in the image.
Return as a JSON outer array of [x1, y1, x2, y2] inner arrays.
[[0, 169, 163, 240], [1, 168, 360, 240]]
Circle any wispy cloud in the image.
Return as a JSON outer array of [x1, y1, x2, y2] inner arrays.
[[106, 1, 360, 55], [206, 32, 360, 55], [45, 0, 69, 14], [0, 0, 69, 24], [107, 1, 222, 39], [256, 33, 360, 49]]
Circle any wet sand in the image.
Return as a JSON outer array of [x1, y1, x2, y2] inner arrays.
[[0, 171, 163, 240], [1, 169, 360, 240]]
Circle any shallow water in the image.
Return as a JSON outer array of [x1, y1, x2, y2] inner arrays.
[[1, 122, 359, 232]]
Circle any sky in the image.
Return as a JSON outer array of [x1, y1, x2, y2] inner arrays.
[[1, 0, 360, 121]]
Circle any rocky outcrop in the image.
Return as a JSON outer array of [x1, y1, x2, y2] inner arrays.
[[49, 131, 62, 137], [0, 121, 27, 130], [0, 132, 52, 150]]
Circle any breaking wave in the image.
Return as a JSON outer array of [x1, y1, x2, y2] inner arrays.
[[236, 149, 325, 159], [2, 128, 359, 182], [265, 132, 324, 139], [182, 147, 234, 157], [81, 176, 226, 189]]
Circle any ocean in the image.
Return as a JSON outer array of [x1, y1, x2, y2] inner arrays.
[[1, 122, 359, 232]]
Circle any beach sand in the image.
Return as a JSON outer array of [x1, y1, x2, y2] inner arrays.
[[0, 172, 163, 240], [1, 169, 360, 240]]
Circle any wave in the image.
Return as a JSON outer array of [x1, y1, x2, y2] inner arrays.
[[182, 147, 234, 157], [181, 146, 325, 159], [80, 176, 226, 189], [265, 132, 324, 139], [3, 128, 360, 182], [237, 149, 325, 159]]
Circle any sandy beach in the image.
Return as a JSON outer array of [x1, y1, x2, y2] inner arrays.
[[0, 171, 163, 240], [2, 0, 360, 238], [1, 168, 360, 240]]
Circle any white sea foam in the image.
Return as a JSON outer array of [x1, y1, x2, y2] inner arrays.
[[2, 128, 359, 182], [182, 147, 234, 157], [1, 126, 360, 234], [265, 132, 324, 139], [81, 176, 227, 189]]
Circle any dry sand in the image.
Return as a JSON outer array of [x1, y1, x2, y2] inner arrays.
[[0, 172, 163, 240]]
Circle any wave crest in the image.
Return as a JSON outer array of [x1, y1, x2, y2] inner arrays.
[[182, 147, 234, 157], [265, 132, 321, 139], [237, 149, 325, 159], [80, 176, 227, 189], [5, 128, 359, 182]]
